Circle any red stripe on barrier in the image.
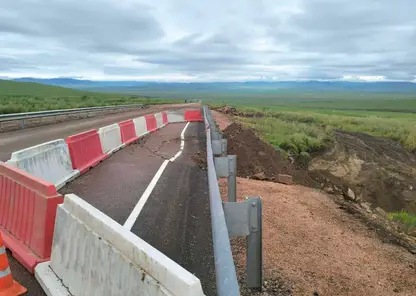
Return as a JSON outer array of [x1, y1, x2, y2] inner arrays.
[[66, 130, 108, 174], [145, 115, 157, 132], [119, 120, 139, 145], [162, 111, 168, 125], [184, 110, 203, 122], [0, 163, 63, 273]]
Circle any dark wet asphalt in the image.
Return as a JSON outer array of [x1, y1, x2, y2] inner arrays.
[[60, 123, 186, 224], [59, 121, 216, 295], [4, 107, 215, 296], [132, 122, 216, 296]]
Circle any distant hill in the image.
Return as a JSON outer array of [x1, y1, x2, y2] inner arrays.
[[12, 78, 416, 94], [0, 79, 176, 114], [0, 79, 96, 97]]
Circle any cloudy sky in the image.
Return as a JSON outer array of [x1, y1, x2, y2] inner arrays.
[[0, 0, 415, 82]]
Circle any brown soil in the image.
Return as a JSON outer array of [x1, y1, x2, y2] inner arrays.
[[223, 122, 318, 186], [309, 130, 416, 214], [211, 110, 233, 131], [218, 112, 416, 215], [219, 178, 416, 296], [211, 109, 416, 295]]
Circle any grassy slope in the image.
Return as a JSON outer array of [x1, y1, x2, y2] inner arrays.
[[213, 97, 416, 221], [0, 80, 176, 114], [237, 105, 416, 154]]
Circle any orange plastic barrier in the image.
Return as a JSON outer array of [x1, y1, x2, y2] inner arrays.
[[162, 112, 168, 125], [0, 163, 63, 273], [119, 120, 139, 145], [145, 115, 157, 132], [66, 130, 108, 174], [184, 110, 203, 122]]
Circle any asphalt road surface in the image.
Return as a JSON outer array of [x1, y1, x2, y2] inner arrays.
[[0, 103, 197, 161], [60, 121, 216, 295], [4, 105, 216, 295]]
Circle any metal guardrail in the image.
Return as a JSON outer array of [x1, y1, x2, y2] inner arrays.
[[0, 104, 145, 122], [203, 106, 240, 296]]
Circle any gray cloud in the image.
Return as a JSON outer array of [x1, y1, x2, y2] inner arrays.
[[0, 0, 415, 81]]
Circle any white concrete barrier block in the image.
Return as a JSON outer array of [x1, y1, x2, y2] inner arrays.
[[155, 112, 164, 128], [98, 123, 123, 155], [133, 116, 149, 138], [35, 262, 72, 296], [167, 111, 185, 123], [6, 139, 79, 189], [38, 194, 205, 296]]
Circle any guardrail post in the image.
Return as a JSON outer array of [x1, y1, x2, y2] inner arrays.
[[214, 155, 236, 203], [223, 197, 263, 290], [228, 155, 237, 202], [247, 197, 262, 289], [212, 139, 227, 156]]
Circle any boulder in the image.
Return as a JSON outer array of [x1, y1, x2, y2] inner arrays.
[[278, 174, 293, 185], [374, 207, 387, 218]]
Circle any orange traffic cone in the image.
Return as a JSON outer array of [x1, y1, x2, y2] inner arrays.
[[0, 233, 27, 295]]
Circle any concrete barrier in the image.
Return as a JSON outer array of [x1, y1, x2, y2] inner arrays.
[[155, 112, 164, 128], [145, 115, 157, 132], [119, 119, 139, 145], [6, 139, 79, 189], [98, 123, 124, 155], [133, 116, 149, 138], [66, 130, 108, 174], [167, 111, 185, 123], [184, 110, 203, 122], [35, 194, 205, 296], [0, 162, 63, 273]]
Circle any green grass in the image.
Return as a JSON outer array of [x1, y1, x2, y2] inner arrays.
[[0, 80, 177, 114], [240, 116, 333, 158], [388, 211, 416, 230], [227, 104, 416, 155]]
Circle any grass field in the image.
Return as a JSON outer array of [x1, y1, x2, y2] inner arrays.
[[211, 93, 416, 158], [0, 80, 177, 114], [236, 105, 416, 155]]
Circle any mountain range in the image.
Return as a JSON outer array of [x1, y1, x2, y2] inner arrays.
[[12, 77, 416, 94]]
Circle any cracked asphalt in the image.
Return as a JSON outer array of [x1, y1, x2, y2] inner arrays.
[[59, 122, 216, 295], [4, 106, 216, 295], [60, 123, 186, 224]]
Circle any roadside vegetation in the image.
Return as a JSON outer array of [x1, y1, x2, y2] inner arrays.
[[0, 80, 176, 114], [388, 211, 416, 230], [231, 105, 416, 156]]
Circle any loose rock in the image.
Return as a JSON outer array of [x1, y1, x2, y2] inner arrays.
[[374, 207, 387, 218], [324, 186, 334, 193], [347, 188, 356, 200], [278, 174, 293, 185]]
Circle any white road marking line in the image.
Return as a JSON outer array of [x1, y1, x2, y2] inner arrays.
[[123, 159, 169, 230], [169, 122, 190, 162], [123, 122, 191, 230]]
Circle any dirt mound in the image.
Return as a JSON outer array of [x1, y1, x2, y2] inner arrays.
[[310, 130, 416, 214], [212, 105, 238, 115], [223, 121, 416, 215], [223, 123, 317, 186]]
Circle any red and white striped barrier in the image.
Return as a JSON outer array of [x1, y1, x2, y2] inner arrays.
[[1, 108, 203, 276]]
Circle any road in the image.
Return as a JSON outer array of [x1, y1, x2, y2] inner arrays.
[[7, 119, 216, 295], [0, 103, 197, 161], [60, 122, 215, 295]]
